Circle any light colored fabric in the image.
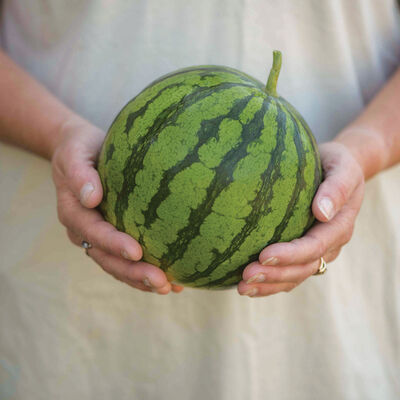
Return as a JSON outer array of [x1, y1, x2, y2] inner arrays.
[[1, 1, 400, 399]]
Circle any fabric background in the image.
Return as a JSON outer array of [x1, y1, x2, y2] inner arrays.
[[0, 1, 400, 399]]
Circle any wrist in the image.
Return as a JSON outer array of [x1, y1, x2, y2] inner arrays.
[[333, 126, 387, 181]]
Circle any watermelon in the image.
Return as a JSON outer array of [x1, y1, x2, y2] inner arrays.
[[97, 50, 322, 289]]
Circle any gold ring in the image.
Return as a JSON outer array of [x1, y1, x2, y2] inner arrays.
[[313, 257, 327, 276]]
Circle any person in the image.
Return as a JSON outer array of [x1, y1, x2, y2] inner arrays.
[[0, 1, 399, 399]]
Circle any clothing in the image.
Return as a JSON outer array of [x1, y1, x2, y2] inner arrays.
[[1, 1, 400, 399]]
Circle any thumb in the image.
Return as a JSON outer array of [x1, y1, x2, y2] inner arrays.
[[312, 143, 363, 222], [54, 118, 105, 209], [66, 157, 103, 208]]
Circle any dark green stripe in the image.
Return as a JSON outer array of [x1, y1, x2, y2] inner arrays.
[[113, 82, 256, 231], [142, 95, 254, 229], [162, 98, 271, 274], [104, 143, 115, 163], [193, 260, 255, 288], [298, 117, 322, 191], [297, 115, 321, 232], [124, 81, 186, 134]]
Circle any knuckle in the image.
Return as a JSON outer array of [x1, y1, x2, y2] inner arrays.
[[333, 217, 354, 245], [342, 226, 354, 244], [99, 262, 114, 276], [326, 248, 341, 263]]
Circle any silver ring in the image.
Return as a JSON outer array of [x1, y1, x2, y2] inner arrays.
[[81, 241, 92, 256], [313, 257, 327, 276]]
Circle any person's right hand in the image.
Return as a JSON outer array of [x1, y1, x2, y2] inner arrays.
[[51, 116, 184, 294]]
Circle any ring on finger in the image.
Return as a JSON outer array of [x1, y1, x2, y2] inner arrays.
[[313, 257, 327, 276], [81, 240, 92, 256]]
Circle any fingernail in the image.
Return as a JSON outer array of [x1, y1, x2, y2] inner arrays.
[[143, 277, 154, 288], [246, 273, 265, 284], [121, 250, 134, 261], [261, 256, 278, 266], [319, 197, 334, 220], [80, 182, 94, 205], [243, 288, 258, 297]]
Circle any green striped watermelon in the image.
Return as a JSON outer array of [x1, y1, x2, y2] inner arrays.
[[97, 50, 322, 289]]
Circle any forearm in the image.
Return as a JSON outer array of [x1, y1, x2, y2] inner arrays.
[[0, 49, 84, 160], [335, 67, 400, 180]]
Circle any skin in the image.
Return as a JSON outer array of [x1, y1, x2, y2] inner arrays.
[[1, 49, 399, 296]]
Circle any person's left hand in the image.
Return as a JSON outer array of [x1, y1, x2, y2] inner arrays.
[[238, 141, 365, 298]]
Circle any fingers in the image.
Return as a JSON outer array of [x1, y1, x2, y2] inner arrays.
[[259, 182, 364, 266], [312, 143, 364, 222], [240, 246, 342, 298], [59, 190, 142, 261], [238, 282, 298, 298], [171, 284, 185, 293], [242, 261, 317, 285], [244, 247, 341, 288], [89, 247, 172, 294], [53, 123, 184, 294], [71, 234, 171, 294], [238, 258, 322, 297], [240, 142, 366, 298], [68, 228, 184, 294]]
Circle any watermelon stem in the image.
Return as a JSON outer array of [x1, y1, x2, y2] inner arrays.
[[265, 50, 282, 97]]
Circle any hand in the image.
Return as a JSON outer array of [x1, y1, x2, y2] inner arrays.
[[238, 142, 365, 297], [51, 117, 184, 294]]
